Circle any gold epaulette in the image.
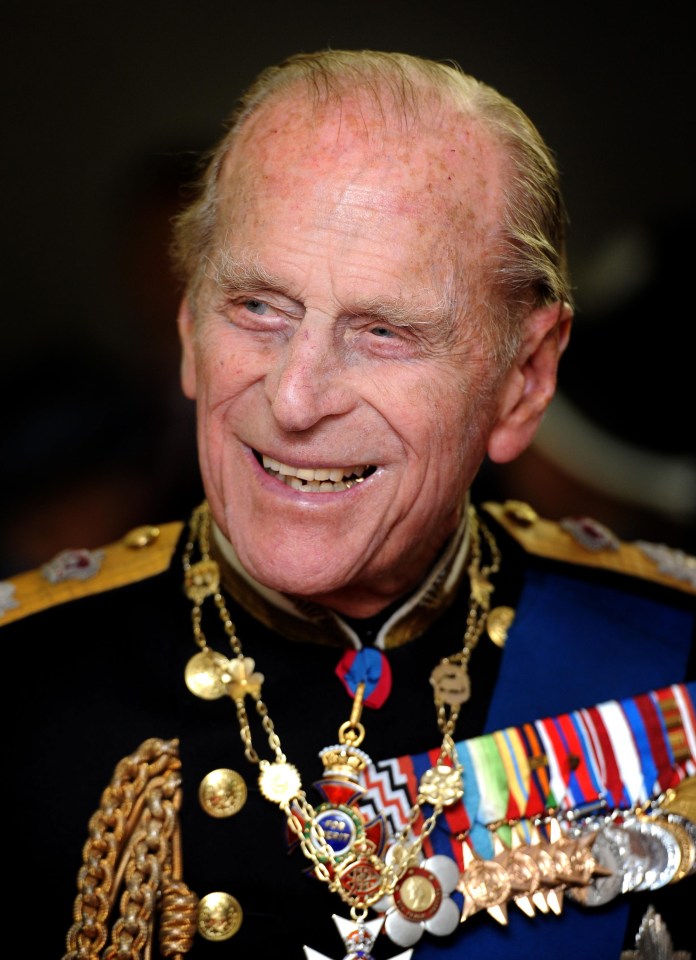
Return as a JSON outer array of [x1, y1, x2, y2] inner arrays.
[[482, 500, 696, 596], [0, 522, 184, 626]]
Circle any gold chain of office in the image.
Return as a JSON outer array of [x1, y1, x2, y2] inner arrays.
[[180, 499, 500, 919]]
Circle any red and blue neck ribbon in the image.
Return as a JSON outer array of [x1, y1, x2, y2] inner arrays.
[[335, 648, 392, 708]]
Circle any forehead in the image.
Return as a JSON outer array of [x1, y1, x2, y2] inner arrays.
[[218, 88, 505, 245]]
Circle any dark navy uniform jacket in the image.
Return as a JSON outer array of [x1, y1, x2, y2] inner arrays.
[[2, 501, 694, 959]]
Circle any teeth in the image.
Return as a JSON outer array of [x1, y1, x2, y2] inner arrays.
[[296, 468, 316, 481], [261, 455, 370, 492]]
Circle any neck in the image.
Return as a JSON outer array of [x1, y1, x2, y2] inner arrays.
[[210, 495, 473, 646], [290, 583, 421, 619]]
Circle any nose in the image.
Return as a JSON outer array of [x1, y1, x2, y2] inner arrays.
[[265, 318, 356, 432]]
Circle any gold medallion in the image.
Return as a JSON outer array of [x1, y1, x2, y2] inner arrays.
[[487, 606, 515, 647], [184, 649, 230, 700], [197, 891, 243, 941], [430, 661, 471, 707], [418, 763, 464, 806], [199, 768, 248, 818], [394, 866, 441, 921], [259, 760, 302, 805]]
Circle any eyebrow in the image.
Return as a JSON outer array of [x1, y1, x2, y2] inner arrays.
[[211, 251, 287, 294], [346, 293, 455, 331]]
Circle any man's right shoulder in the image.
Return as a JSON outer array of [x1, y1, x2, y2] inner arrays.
[[0, 521, 184, 626]]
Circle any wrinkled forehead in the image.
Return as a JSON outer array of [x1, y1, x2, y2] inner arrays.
[[218, 87, 505, 245]]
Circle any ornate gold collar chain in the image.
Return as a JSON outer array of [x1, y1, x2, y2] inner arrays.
[[183, 502, 500, 956], [182, 500, 500, 956]]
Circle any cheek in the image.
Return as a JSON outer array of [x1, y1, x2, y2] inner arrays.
[[388, 382, 467, 478], [420, 382, 492, 480], [418, 377, 467, 441], [195, 337, 261, 403]]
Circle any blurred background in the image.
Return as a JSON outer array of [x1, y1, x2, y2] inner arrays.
[[2, 1, 694, 576]]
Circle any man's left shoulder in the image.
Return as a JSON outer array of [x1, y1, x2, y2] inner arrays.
[[482, 499, 696, 596], [0, 521, 184, 626]]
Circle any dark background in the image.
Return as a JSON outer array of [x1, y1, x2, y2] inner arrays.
[[3, 1, 695, 575]]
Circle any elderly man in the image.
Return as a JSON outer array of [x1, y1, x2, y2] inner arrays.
[[3, 51, 694, 960]]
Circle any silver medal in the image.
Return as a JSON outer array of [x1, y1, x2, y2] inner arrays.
[[601, 821, 650, 893], [622, 816, 681, 890], [663, 812, 696, 877]]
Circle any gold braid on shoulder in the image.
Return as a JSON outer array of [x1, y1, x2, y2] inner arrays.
[[64, 737, 198, 960]]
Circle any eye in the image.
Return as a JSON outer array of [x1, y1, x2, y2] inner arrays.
[[245, 299, 269, 315], [369, 325, 397, 338]]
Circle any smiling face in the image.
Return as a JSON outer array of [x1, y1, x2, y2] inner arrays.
[[179, 90, 521, 615]]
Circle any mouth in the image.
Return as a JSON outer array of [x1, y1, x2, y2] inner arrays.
[[258, 453, 377, 492]]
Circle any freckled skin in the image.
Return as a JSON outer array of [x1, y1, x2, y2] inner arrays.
[[178, 92, 538, 616]]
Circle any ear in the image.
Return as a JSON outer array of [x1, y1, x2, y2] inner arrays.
[[487, 301, 573, 464], [177, 296, 198, 399]]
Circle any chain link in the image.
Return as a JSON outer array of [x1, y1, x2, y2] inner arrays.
[[63, 738, 198, 960]]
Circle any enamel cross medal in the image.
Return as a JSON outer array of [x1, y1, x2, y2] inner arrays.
[[301, 669, 410, 960], [304, 914, 413, 960]]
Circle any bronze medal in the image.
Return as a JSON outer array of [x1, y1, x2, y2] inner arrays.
[[459, 859, 511, 924], [566, 827, 624, 907], [459, 843, 511, 924], [525, 827, 559, 914], [491, 833, 540, 918]]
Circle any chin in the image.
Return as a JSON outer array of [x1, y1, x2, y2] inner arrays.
[[249, 554, 354, 600]]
